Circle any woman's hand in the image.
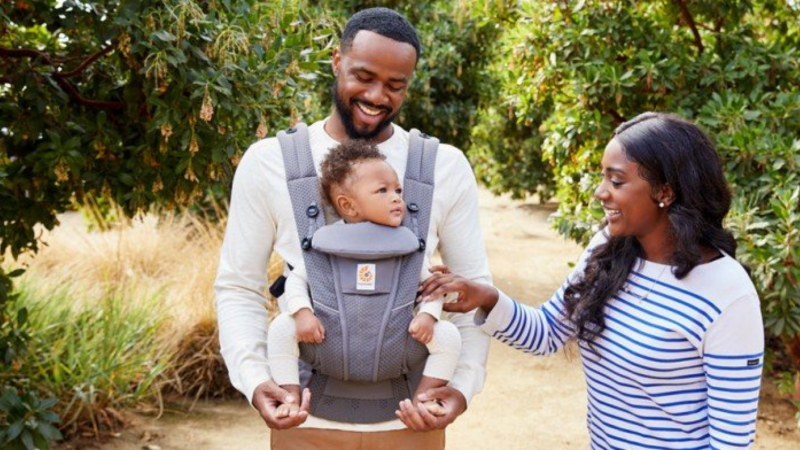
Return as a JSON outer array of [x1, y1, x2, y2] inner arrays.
[[419, 265, 499, 314]]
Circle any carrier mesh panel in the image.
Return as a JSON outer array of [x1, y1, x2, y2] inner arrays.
[[278, 125, 438, 423]]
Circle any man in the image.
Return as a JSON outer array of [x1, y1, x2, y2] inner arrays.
[[215, 7, 491, 448]]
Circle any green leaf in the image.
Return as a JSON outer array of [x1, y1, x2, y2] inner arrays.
[[37, 422, 63, 441], [17, 308, 28, 327], [8, 420, 24, 441], [21, 430, 34, 450], [38, 397, 58, 411], [152, 30, 177, 42]]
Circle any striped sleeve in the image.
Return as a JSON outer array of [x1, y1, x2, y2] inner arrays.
[[702, 293, 764, 449], [475, 232, 604, 355], [477, 287, 576, 356]]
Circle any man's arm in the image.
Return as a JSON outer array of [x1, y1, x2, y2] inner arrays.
[[435, 149, 492, 407], [215, 145, 275, 404], [214, 143, 310, 428]]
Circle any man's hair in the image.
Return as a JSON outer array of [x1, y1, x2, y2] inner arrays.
[[341, 7, 420, 61], [320, 140, 386, 208]]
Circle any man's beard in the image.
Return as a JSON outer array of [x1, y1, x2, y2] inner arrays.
[[332, 79, 399, 140]]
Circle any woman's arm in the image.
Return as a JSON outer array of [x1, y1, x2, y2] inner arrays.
[[702, 293, 764, 449], [421, 270, 577, 356]]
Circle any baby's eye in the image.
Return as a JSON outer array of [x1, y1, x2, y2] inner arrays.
[[395, 188, 403, 194], [377, 187, 387, 193]]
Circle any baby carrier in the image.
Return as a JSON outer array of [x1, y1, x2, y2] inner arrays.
[[276, 123, 440, 423]]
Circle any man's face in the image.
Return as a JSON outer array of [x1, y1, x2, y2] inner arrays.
[[331, 30, 417, 141]]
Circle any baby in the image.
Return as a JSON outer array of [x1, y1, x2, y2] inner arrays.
[[267, 139, 461, 418]]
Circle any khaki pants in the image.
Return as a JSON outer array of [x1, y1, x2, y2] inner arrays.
[[270, 427, 445, 450]]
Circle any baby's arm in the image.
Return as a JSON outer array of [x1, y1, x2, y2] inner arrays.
[[409, 263, 445, 344], [284, 265, 325, 344]]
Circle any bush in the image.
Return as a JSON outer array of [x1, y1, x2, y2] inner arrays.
[[1, 2, 334, 445], [7, 282, 168, 438]]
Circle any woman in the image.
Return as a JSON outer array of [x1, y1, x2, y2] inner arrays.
[[416, 112, 764, 448]]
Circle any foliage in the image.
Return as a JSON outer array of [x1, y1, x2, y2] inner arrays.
[[1, 0, 334, 446], [0, 0, 334, 256], [0, 387, 62, 450], [7, 281, 169, 439], [475, 0, 800, 387]]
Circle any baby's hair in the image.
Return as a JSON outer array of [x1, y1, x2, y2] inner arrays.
[[320, 140, 386, 208]]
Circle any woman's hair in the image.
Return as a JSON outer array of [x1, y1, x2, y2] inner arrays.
[[563, 112, 739, 344], [319, 139, 385, 209]]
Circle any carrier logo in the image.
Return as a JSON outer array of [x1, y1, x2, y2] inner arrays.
[[357, 264, 376, 291]]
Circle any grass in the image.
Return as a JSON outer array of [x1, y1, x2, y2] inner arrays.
[[11, 284, 169, 437], [7, 205, 283, 440]]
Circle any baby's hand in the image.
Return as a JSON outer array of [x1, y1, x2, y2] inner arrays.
[[408, 313, 436, 345], [295, 309, 325, 343]]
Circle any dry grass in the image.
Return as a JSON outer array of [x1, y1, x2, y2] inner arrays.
[[15, 204, 285, 414]]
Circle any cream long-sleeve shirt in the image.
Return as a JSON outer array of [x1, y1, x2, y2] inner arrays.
[[214, 119, 492, 431]]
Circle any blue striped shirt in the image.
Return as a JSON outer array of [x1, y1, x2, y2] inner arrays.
[[478, 233, 764, 449]]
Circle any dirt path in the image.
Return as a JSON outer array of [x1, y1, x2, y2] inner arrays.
[[65, 189, 800, 449]]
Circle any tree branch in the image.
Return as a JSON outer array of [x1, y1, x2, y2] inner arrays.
[[0, 45, 125, 109], [52, 76, 126, 109], [673, 0, 704, 54], [56, 41, 116, 79]]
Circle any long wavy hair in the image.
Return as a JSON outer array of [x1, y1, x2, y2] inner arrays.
[[563, 112, 740, 344]]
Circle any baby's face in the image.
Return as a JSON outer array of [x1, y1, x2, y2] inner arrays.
[[343, 159, 405, 227]]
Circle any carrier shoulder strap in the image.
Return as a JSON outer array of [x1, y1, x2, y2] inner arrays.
[[403, 129, 439, 252], [277, 123, 325, 252]]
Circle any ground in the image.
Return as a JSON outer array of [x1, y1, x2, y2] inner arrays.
[[58, 189, 800, 449]]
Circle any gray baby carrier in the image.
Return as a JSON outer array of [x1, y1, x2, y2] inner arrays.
[[277, 123, 439, 423]]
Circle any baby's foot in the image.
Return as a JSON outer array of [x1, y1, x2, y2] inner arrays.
[[421, 399, 445, 416], [275, 401, 301, 419]]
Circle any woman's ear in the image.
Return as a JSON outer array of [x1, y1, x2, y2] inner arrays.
[[658, 184, 676, 208]]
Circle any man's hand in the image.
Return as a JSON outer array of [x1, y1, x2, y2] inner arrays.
[[395, 386, 467, 431], [408, 313, 436, 344], [295, 308, 325, 343], [251, 380, 311, 430]]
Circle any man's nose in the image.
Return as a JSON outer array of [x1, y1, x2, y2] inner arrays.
[[364, 83, 388, 106]]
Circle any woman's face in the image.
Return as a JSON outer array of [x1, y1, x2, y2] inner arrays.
[[594, 138, 671, 249]]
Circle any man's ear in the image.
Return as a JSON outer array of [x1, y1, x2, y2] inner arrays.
[[336, 194, 357, 218], [332, 48, 341, 77]]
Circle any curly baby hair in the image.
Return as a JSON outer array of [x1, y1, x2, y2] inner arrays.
[[319, 139, 386, 208]]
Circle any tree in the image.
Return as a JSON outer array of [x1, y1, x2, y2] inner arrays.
[[474, 0, 800, 395], [0, 0, 334, 446]]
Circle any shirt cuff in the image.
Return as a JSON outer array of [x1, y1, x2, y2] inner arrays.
[[448, 365, 483, 408], [240, 362, 273, 407], [417, 298, 443, 320], [474, 290, 517, 336], [286, 296, 313, 315]]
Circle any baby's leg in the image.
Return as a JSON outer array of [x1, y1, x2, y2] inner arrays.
[[414, 320, 461, 415], [267, 312, 302, 418]]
